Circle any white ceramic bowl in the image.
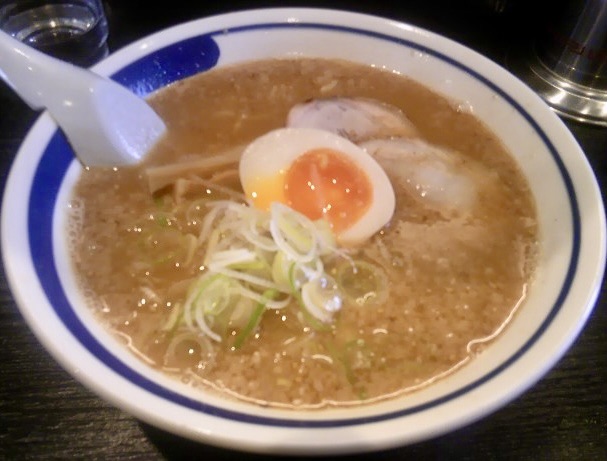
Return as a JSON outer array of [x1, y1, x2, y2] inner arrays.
[[2, 7, 605, 456]]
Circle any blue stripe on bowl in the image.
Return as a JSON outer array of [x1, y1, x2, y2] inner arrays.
[[111, 34, 220, 96], [27, 22, 580, 428]]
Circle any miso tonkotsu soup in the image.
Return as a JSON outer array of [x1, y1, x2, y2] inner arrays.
[[68, 58, 538, 408]]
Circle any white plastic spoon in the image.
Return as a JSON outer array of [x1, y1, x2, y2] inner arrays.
[[0, 30, 166, 167]]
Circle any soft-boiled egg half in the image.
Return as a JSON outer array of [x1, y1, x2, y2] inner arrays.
[[238, 127, 395, 246]]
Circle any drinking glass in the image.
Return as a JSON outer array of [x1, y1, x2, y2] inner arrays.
[[0, 0, 109, 66]]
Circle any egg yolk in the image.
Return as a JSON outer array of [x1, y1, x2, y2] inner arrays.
[[248, 175, 286, 211], [284, 148, 372, 233]]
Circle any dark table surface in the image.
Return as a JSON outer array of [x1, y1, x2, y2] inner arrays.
[[1, 1, 606, 459]]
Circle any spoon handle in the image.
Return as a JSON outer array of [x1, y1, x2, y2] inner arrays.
[[0, 29, 80, 110], [0, 29, 166, 167]]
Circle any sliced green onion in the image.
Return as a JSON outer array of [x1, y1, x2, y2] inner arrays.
[[203, 228, 222, 265], [197, 202, 225, 245], [300, 275, 342, 323], [152, 212, 173, 228], [182, 198, 352, 342], [335, 260, 389, 307], [183, 273, 233, 342], [208, 248, 271, 273], [298, 258, 325, 281], [225, 259, 268, 272], [161, 302, 183, 332], [163, 330, 214, 368], [200, 277, 234, 315], [235, 284, 291, 309], [288, 263, 331, 331], [208, 263, 283, 292], [193, 301, 222, 342], [269, 202, 317, 262], [243, 214, 278, 251], [272, 251, 304, 291], [183, 273, 222, 315], [208, 249, 257, 266], [233, 289, 278, 349], [228, 296, 256, 329], [314, 218, 337, 254]]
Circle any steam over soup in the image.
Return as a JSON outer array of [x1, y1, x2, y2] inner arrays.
[[68, 58, 538, 408]]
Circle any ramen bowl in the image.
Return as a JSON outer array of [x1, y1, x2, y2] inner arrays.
[[2, 7, 605, 456]]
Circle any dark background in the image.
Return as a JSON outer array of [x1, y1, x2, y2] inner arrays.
[[1, 1, 606, 459]]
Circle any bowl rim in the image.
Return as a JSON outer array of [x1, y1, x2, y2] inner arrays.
[[2, 7, 606, 455]]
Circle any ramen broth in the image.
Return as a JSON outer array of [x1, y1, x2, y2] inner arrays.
[[68, 58, 538, 408]]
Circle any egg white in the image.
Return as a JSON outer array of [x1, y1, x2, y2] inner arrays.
[[239, 127, 395, 246]]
